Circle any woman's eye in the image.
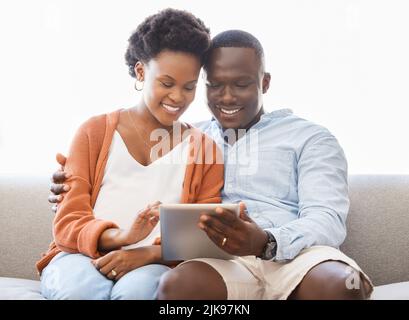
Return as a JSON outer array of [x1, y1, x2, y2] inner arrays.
[[161, 82, 173, 88], [185, 85, 196, 91]]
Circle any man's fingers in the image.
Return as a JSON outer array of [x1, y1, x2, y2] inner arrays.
[[56, 153, 67, 167], [239, 202, 252, 222], [200, 215, 228, 235], [48, 194, 63, 204], [51, 170, 70, 183], [49, 183, 69, 195], [214, 207, 238, 224], [200, 224, 227, 250]]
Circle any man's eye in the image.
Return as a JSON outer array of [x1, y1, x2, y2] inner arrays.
[[207, 82, 221, 88], [236, 82, 251, 88]]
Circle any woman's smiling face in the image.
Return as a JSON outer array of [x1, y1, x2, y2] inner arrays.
[[135, 50, 202, 126]]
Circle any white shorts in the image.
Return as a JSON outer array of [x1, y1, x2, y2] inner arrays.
[[179, 246, 373, 300]]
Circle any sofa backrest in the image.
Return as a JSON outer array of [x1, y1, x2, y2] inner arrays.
[[0, 175, 53, 281], [1, 174, 408, 285], [341, 175, 409, 286]]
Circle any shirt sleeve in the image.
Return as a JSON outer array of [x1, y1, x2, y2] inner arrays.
[[265, 134, 349, 261]]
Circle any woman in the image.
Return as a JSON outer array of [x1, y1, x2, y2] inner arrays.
[[37, 8, 223, 300]]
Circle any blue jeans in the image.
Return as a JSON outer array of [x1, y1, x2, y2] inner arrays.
[[40, 252, 170, 300]]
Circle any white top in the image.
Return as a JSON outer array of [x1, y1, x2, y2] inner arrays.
[[93, 130, 189, 249]]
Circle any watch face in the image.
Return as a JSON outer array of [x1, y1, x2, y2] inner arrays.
[[263, 240, 277, 260]]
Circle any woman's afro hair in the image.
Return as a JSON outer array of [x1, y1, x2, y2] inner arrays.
[[125, 8, 211, 78]]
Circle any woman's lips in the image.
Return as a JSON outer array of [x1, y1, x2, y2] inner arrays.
[[162, 103, 182, 115]]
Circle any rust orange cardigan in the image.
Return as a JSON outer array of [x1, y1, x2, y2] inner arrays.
[[36, 109, 224, 274]]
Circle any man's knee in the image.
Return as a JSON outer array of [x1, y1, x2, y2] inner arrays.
[[157, 261, 227, 300], [157, 268, 183, 300], [289, 261, 371, 300]]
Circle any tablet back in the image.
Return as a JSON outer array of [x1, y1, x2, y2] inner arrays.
[[160, 204, 239, 261]]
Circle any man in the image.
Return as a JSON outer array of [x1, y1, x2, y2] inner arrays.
[[49, 30, 372, 299]]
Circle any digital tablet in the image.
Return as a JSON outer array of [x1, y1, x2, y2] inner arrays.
[[159, 203, 240, 261]]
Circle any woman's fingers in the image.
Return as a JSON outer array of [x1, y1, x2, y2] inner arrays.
[[92, 253, 111, 271], [96, 259, 118, 278], [149, 208, 160, 218], [149, 215, 159, 227], [137, 207, 150, 216]]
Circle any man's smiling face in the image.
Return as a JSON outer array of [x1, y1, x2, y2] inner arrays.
[[204, 47, 270, 130]]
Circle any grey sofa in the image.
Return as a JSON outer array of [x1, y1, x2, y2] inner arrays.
[[0, 174, 408, 299]]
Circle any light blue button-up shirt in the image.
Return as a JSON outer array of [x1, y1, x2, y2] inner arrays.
[[195, 109, 349, 261]]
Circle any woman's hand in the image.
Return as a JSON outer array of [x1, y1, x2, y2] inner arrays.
[[121, 201, 161, 246], [91, 246, 161, 281], [98, 202, 161, 251]]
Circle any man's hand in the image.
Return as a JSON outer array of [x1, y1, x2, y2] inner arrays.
[[48, 153, 70, 212], [198, 202, 269, 257], [91, 246, 161, 281]]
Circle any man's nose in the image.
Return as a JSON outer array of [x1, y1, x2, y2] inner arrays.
[[221, 86, 236, 105]]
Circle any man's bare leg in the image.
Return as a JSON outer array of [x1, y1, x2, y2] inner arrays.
[[157, 261, 227, 300], [288, 261, 372, 300]]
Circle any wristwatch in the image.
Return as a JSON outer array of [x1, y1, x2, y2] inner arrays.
[[261, 231, 277, 260]]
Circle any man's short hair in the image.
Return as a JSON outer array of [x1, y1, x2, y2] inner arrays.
[[204, 30, 265, 70]]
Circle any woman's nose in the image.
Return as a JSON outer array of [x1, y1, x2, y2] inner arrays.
[[168, 88, 185, 104]]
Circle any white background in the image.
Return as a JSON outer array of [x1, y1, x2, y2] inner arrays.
[[0, 0, 408, 175]]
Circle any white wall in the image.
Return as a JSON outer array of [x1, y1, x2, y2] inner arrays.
[[0, 0, 408, 175]]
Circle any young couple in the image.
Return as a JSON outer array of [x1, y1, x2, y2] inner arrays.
[[40, 8, 373, 300]]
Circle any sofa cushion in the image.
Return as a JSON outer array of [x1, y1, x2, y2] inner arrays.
[[2, 276, 407, 300], [0, 277, 44, 300]]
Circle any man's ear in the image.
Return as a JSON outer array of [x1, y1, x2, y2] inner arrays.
[[262, 72, 271, 94], [134, 61, 145, 81]]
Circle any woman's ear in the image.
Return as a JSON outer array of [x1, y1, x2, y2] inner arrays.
[[134, 61, 145, 81], [262, 72, 271, 94]]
